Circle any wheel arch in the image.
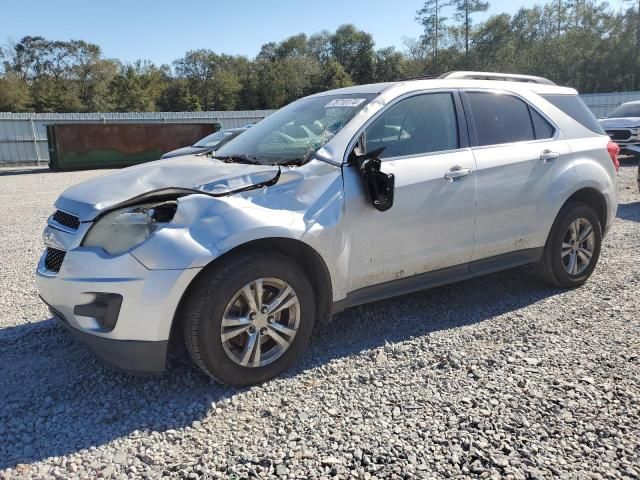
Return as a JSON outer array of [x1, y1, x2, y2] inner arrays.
[[562, 187, 608, 230], [169, 237, 334, 352]]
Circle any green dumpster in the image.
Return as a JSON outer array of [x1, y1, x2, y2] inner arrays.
[[47, 122, 220, 171]]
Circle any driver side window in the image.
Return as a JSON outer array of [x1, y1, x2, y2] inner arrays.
[[365, 93, 459, 159]]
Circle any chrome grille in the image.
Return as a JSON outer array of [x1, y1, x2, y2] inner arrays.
[[44, 247, 66, 272], [51, 210, 80, 230]]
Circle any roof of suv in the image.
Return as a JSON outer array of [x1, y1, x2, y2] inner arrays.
[[314, 73, 577, 97], [318, 80, 577, 97]]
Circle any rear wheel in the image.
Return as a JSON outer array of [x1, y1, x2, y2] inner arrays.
[[181, 252, 315, 386], [535, 202, 602, 288]]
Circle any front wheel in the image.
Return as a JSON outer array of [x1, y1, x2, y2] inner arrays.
[[181, 252, 316, 386], [535, 201, 602, 288]]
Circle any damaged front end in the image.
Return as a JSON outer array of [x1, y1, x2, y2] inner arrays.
[[35, 156, 345, 374], [82, 201, 180, 256], [64, 158, 283, 258], [53, 155, 282, 222]]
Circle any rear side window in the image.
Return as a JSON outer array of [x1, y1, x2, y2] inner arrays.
[[541, 94, 605, 134], [365, 92, 459, 159], [531, 109, 555, 139], [467, 92, 535, 146]]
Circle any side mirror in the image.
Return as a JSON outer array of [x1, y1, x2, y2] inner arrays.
[[349, 141, 394, 212]]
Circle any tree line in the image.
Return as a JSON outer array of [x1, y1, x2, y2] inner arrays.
[[0, 0, 638, 113]]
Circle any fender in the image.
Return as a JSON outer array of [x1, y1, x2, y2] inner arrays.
[[129, 160, 352, 300], [534, 139, 617, 245], [570, 157, 618, 233]]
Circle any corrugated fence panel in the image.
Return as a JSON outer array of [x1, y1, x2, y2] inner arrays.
[[581, 91, 640, 118], [0, 110, 275, 165]]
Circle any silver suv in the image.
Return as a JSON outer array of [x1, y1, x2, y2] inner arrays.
[[37, 71, 619, 386]]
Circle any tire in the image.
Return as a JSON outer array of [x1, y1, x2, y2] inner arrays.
[[181, 251, 316, 386], [535, 201, 602, 288]]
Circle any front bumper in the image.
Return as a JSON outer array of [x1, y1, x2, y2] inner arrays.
[[47, 303, 168, 373], [620, 144, 640, 156], [36, 247, 201, 373]]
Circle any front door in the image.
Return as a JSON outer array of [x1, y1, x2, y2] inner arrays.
[[343, 91, 478, 292]]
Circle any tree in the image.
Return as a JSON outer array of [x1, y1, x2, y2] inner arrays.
[[312, 58, 352, 91], [451, 0, 490, 66], [256, 56, 319, 108], [174, 50, 253, 110], [0, 72, 31, 111], [0, 36, 117, 112], [2, 3, 640, 114], [253, 34, 324, 106], [69, 41, 118, 111], [416, 0, 450, 71], [173, 49, 218, 109], [623, 0, 640, 89], [108, 61, 168, 112], [472, 13, 515, 72], [374, 47, 407, 81], [210, 69, 242, 110], [308, 30, 333, 63], [330, 24, 376, 84], [275, 33, 309, 59], [157, 78, 201, 111]]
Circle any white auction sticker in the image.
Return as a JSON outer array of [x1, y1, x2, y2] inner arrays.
[[325, 98, 366, 108]]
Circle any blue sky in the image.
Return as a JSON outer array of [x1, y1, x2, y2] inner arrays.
[[1, 0, 629, 66]]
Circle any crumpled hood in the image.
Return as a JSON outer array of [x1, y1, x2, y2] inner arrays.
[[55, 155, 280, 221], [599, 117, 640, 128]]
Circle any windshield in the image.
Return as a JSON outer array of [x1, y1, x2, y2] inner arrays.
[[215, 93, 376, 165], [607, 103, 640, 118], [193, 130, 236, 148]]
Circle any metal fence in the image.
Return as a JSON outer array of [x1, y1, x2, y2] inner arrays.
[[581, 91, 640, 118], [0, 110, 275, 165]]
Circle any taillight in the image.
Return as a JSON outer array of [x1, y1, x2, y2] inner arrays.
[[607, 141, 620, 172]]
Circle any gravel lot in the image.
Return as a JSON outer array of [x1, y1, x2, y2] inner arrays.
[[0, 162, 638, 479]]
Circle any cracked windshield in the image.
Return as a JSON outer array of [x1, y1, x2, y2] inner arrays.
[[214, 93, 375, 165]]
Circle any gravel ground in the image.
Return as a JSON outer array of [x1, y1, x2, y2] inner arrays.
[[0, 162, 638, 479]]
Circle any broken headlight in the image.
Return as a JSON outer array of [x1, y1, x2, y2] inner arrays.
[[83, 202, 177, 255]]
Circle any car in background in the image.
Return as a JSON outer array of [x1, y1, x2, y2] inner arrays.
[[599, 101, 640, 158], [599, 101, 640, 191], [160, 126, 251, 159]]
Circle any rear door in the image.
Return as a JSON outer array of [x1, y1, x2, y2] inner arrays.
[[461, 90, 574, 262]]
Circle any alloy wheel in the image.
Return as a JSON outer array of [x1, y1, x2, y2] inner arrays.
[[561, 217, 595, 276], [220, 278, 300, 367]]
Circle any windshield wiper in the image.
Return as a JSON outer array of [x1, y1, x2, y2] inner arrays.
[[212, 154, 262, 165], [277, 158, 305, 166]]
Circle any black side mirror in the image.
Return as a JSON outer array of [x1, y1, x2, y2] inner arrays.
[[349, 144, 395, 212]]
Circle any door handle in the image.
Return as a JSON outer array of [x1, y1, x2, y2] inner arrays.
[[444, 167, 473, 182], [540, 149, 560, 163]]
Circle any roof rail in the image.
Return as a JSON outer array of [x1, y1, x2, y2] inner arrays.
[[401, 74, 441, 81], [439, 71, 556, 86]]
